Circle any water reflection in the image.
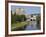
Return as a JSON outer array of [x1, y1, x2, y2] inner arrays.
[[25, 21, 38, 30]]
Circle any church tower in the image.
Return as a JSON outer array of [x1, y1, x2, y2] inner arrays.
[[16, 8, 25, 15]]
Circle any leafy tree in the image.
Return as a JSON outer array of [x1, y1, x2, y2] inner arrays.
[[14, 15, 26, 22], [36, 15, 40, 29], [11, 11, 17, 24], [11, 10, 26, 23]]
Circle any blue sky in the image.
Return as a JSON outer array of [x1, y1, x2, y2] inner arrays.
[[11, 5, 41, 14]]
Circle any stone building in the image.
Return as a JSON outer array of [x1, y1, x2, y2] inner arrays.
[[15, 8, 25, 15], [25, 14, 36, 22]]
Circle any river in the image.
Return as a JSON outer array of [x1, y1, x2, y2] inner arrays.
[[25, 21, 38, 30]]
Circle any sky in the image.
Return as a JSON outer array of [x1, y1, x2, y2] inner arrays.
[[11, 5, 41, 14]]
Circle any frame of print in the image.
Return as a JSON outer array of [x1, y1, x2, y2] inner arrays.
[[5, 1, 45, 36]]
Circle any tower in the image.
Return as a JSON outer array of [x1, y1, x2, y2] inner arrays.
[[16, 8, 25, 15]]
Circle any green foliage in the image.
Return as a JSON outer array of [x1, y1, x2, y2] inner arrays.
[[11, 11, 15, 24], [11, 21, 28, 31], [15, 15, 26, 22], [36, 15, 40, 24], [11, 11, 26, 24], [36, 15, 40, 29]]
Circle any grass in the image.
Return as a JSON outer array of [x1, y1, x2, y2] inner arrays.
[[11, 21, 28, 30]]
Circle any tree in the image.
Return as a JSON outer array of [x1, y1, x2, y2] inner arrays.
[[11, 11, 16, 24], [15, 15, 26, 22], [36, 15, 40, 29], [11, 10, 13, 24], [11, 10, 26, 23]]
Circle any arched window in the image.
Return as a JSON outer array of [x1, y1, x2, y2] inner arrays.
[[30, 19, 32, 21]]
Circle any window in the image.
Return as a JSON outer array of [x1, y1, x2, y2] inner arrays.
[[30, 19, 32, 21]]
